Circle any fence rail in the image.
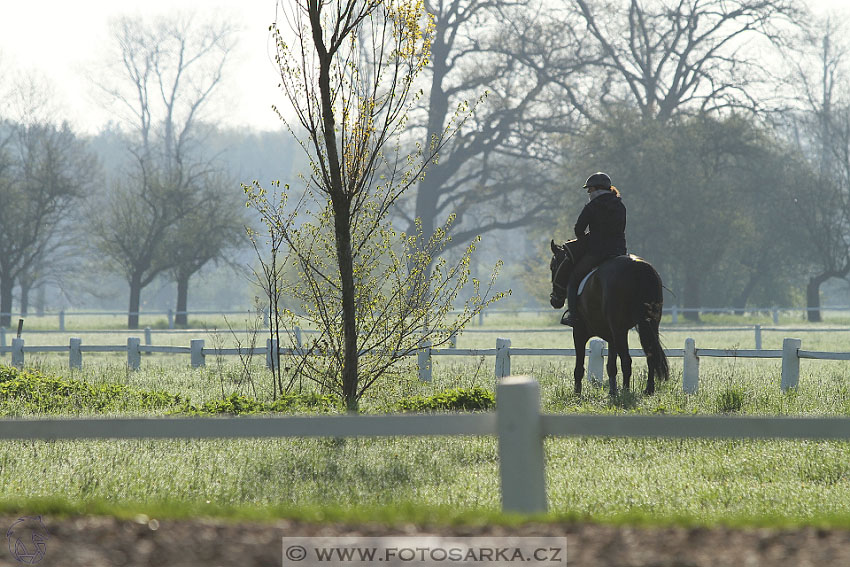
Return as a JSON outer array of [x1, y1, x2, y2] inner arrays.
[[3, 334, 850, 394], [4, 304, 850, 331], [6, 376, 850, 514]]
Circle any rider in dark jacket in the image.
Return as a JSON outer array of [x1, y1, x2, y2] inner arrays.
[[563, 172, 627, 327]]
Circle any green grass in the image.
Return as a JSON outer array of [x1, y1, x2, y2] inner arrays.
[[3, 319, 850, 528]]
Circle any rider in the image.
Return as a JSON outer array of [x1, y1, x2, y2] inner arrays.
[[562, 172, 627, 327]]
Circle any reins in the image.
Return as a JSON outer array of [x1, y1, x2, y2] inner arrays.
[[551, 244, 575, 299]]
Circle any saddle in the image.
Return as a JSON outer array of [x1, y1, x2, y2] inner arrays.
[[576, 254, 627, 295]]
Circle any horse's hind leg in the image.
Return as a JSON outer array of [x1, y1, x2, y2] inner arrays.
[[610, 330, 632, 393], [606, 343, 619, 395]]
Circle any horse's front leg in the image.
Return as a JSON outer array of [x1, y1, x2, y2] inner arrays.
[[573, 331, 587, 395]]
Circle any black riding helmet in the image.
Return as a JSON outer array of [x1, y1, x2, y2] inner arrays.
[[582, 172, 611, 190]]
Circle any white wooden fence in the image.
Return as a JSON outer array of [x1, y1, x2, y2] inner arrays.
[[3, 335, 850, 394], [6, 375, 850, 514], [5, 304, 850, 331]]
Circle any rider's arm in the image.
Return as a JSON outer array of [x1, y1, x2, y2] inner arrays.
[[574, 204, 592, 240]]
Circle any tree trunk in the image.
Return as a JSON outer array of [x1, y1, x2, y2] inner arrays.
[[733, 271, 762, 316], [175, 273, 189, 327], [311, 6, 358, 411], [333, 200, 359, 412], [128, 274, 142, 330], [36, 285, 45, 317], [683, 267, 701, 322], [806, 273, 829, 323], [19, 282, 29, 317], [0, 278, 13, 328]]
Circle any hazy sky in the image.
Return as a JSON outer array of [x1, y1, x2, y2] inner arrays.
[[1, 0, 849, 134], [0, 0, 283, 133]]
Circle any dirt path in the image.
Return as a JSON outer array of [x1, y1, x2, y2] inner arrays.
[[3, 515, 850, 566]]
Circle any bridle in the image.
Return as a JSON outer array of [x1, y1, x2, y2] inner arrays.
[[550, 244, 575, 300]]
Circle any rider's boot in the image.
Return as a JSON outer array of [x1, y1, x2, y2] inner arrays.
[[561, 282, 581, 327]]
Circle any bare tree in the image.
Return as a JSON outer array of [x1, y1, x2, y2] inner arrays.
[[782, 17, 850, 321], [164, 173, 246, 327], [91, 13, 239, 328], [248, 0, 503, 410], [0, 121, 95, 327], [401, 0, 581, 264], [568, 0, 800, 122]]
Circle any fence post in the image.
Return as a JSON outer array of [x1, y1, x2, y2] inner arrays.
[[683, 337, 699, 394], [294, 327, 302, 349], [496, 376, 547, 514], [263, 307, 269, 328], [69, 338, 82, 370], [191, 339, 205, 368], [266, 338, 279, 370], [772, 307, 779, 325], [478, 311, 484, 326], [588, 339, 604, 387], [781, 337, 801, 392], [672, 305, 679, 324], [167, 309, 174, 330], [59, 310, 65, 332], [11, 338, 23, 369], [418, 340, 432, 382], [0, 327, 5, 357], [754, 325, 762, 350], [495, 338, 511, 380], [127, 337, 141, 371], [144, 327, 153, 355], [449, 331, 457, 348]]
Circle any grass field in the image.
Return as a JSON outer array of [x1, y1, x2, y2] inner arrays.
[[4, 313, 850, 527]]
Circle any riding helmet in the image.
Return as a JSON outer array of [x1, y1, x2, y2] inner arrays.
[[582, 172, 612, 189]]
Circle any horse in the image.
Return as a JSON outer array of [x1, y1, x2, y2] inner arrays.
[[549, 239, 669, 395]]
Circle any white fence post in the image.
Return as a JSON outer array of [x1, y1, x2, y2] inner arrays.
[[59, 310, 65, 332], [127, 337, 141, 371], [683, 337, 699, 394], [0, 327, 5, 357], [418, 340, 432, 382], [167, 309, 174, 329], [191, 339, 205, 368], [495, 338, 511, 380], [144, 327, 153, 352], [497, 376, 547, 514], [754, 325, 762, 350], [69, 338, 82, 370], [781, 337, 801, 392], [449, 331, 458, 348], [588, 339, 604, 387], [772, 308, 779, 325], [294, 327, 302, 349], [11, 338, 23, 369], [672, 305, 679, 324]]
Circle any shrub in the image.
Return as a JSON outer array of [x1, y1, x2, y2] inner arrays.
[[0, 365, 183, 414], [396, 387, 495, 412], [187, 392, 340, 415], [716, 386, 746, 413]]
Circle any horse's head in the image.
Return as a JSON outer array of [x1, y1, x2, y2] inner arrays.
[[549, 239, 574, 308]]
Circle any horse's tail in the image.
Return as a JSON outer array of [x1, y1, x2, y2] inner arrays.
[[634, 262, 669, 382]]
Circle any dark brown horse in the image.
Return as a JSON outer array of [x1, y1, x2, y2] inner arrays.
[[549, 239, 668, 395]]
